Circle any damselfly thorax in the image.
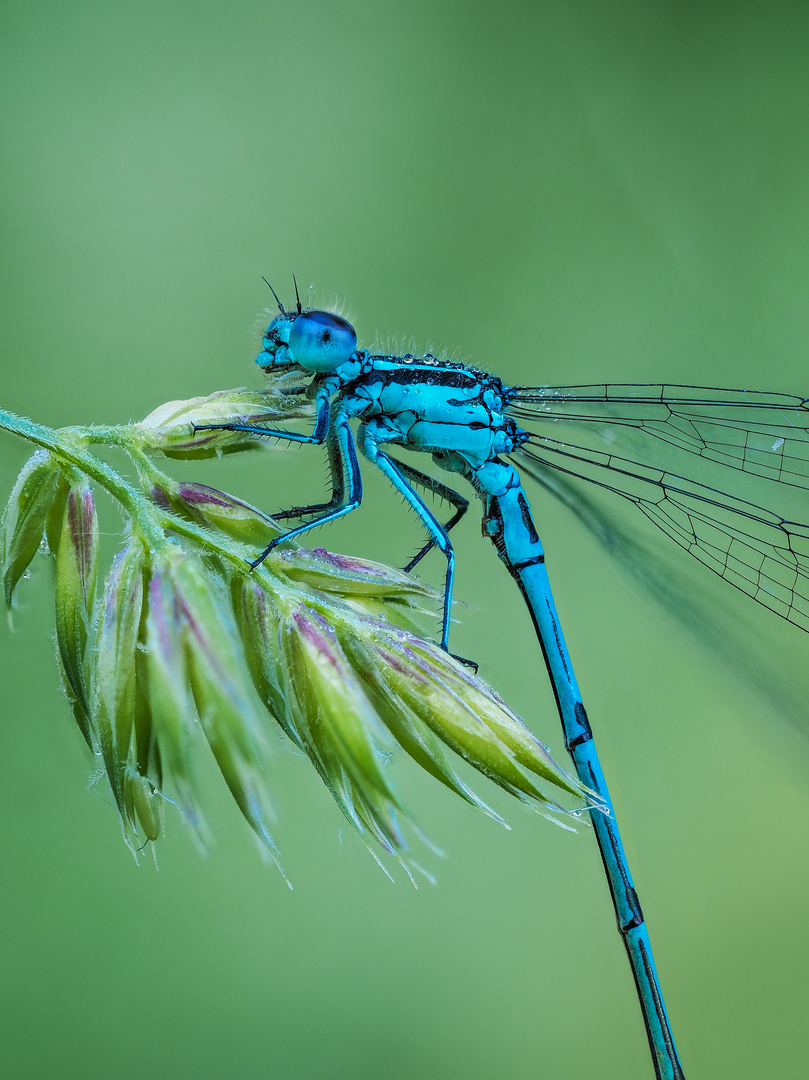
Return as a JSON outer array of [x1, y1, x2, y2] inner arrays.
[[332, 354, 529, 468]]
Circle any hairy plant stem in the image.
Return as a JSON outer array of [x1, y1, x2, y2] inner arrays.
[[0, 407, 255, 574]]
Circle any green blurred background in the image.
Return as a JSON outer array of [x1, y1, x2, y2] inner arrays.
[[2, 2, 809, 1077]]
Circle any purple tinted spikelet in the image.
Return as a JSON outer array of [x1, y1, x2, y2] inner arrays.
[[149, 479, 282, 549], [144, 552, 205, 840], [168, 548, 284, 871], [137, 387, 310, 458], [92, 543, 145, 817], [54, 483, 99, 748]]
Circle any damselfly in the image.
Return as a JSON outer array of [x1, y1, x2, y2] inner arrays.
[[197, 284, 809, 1080]]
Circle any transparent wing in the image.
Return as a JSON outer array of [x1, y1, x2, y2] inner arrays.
[[509, 384, 809, 490], [521, 459, 809, 734], [508, 384, 809, 634]]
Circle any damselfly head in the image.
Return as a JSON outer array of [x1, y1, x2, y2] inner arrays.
[[256, 307, 358, 374]]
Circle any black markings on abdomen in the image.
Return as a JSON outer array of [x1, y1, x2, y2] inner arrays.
[[517, 492, 539, 545], [513, 554, 545, 571]]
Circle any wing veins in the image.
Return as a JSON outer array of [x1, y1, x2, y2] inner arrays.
[[517, 438, 809, 633], [508, 383, 809, 490]]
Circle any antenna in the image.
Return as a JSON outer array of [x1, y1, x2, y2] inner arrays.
[[292, 273, 302, 315], [261, 276, 285, 315]]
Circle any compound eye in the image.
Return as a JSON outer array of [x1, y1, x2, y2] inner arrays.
[[288, 310, 357, 371]]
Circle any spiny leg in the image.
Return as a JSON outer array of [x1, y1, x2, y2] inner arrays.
[[191, 417, 340, 522], [192, 384, 331, 446], [193, 390, 348, 524], [384, 459, 470, 572], [248, 411, 363, 569], [271, 427, 348, 522], [361, 434, 476, 669]]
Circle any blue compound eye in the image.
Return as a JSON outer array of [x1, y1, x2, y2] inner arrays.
[[288, 310, 357, 371]]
